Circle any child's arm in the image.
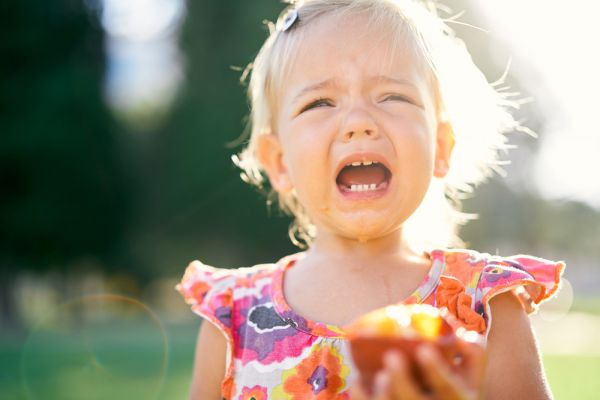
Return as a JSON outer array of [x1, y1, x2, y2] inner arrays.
[[188, 321, 227, 400], [484, 291, 553, 400]]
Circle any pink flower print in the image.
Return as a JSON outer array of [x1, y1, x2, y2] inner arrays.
[[240, 385, 268, 400]]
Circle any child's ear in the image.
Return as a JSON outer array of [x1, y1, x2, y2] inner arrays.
[[433, 121, 455, 178], [256, 133, 294, 192]]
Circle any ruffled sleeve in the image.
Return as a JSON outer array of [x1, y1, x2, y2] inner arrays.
[[174, 260, 236, 395], [475, 254, 566, 336]]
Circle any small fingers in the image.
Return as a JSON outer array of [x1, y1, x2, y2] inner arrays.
[[455, 335, 487, 387], [350, 371, 390, 400], [349, 382, 370, 400], [417, 345, 467, 400], [373, 371, 391, 400], [384, 351, 426, 400]]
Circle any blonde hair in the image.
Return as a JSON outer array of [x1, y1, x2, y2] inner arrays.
[[233, 0, 526, 251]]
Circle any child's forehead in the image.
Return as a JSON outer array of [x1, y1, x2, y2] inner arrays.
[[299, 13, 417, 62], [282, 12, 429, 95]]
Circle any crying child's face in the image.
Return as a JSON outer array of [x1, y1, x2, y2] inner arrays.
[[261, 12, 452, 242]]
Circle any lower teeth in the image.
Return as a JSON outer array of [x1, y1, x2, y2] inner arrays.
[[349, 183, 378, 192]]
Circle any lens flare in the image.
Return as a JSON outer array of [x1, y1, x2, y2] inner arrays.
[[538, 278, 574, 322], [19, 294, 168, 400]]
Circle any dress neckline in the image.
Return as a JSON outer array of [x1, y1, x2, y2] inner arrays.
[[270, 249, 447, 338]]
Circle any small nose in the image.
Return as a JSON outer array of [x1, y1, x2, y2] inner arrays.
[[339, 106, 379, 142]]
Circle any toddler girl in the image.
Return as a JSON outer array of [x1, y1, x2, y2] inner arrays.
[[176, 0, 565, 399]]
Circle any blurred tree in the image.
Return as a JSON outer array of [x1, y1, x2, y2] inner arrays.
[[131, 0, 298, 275], [0, 0, 132, 329], [462, 178, 600, 259]]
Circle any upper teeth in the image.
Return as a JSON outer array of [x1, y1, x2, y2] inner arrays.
[[349, 160, 376, 167]]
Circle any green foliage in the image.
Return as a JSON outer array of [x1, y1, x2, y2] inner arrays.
[[462, 178, 600, 258], [133, 0, 297, 274], [0, 0, 131, 272]]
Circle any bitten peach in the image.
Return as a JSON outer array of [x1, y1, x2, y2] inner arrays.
[[346, 304, 460, 393]]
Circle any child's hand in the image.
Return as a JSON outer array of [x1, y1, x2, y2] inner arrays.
[[349, 338, 486, 400]]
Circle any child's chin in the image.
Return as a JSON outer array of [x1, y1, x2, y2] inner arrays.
[[340, 222, 398, 242]]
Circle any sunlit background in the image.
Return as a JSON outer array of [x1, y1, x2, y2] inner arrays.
[[474, 0, 600, 209], [1, 0, 599, 399]]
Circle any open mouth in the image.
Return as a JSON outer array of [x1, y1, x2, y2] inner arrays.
[[336, 160, 392, 194]]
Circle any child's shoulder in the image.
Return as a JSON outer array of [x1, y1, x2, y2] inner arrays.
[[176, 258, 282, 302], [438, 247, 565, 290], [433, 247, 566, 335], [174, 257, 290, 340]]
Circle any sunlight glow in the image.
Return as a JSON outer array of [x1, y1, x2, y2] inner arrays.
[[471, 0, 600, 208]]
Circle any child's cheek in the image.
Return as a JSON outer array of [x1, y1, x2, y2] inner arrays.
[[286, 129, 335, 212], [389, 118, 436, 158]]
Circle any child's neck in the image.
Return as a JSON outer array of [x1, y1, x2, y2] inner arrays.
[[283, 228, 432, 327], [305, 228, 426, 273]]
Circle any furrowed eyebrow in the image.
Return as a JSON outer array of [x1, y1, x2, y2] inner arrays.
[[290, 75, 419, 105], [291, 78, 336, 105], [370, 75, 419, 89]]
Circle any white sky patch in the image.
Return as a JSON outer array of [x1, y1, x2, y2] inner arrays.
[[470, 0, 600, 208], [101, 0, 186, 123], [102, 0, 184, 41]]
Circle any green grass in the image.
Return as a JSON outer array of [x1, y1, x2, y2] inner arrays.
[[1, 321, 197, 400], [571, 297, 600, 316], [545, 355, 600, 400], [1, 321, 598, 399]]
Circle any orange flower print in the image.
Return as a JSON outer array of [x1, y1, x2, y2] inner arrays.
[[176, 268, 211, 305], [436, 276, 486, 334], [189, 280, 211, 302], [240, 385, 267, 400], [272, 343, 350, 400]]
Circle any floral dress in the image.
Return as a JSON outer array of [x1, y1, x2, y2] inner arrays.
[[175, 248, 565, 399]]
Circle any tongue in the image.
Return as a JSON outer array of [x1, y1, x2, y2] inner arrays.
[[337, 164, 387, 186]]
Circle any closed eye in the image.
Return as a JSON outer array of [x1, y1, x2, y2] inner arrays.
[[299, 98, 334, 114], [381, 94, 424, 109], [383, 94, 414, 103]]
